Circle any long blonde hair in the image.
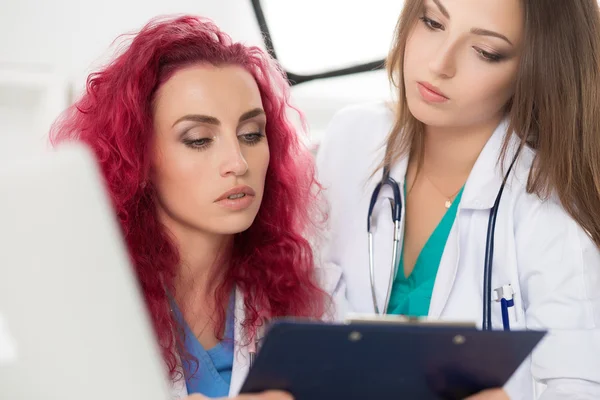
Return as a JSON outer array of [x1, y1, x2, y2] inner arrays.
[[384, 0, 600, 248]]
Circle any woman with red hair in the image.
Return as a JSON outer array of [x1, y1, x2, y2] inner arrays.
[[51, 15, 340, 399]]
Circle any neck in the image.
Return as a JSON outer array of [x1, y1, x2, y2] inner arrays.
[[159, 212, 232, 303], [175, 230, 232, 296], [420, 116, 502, 178]]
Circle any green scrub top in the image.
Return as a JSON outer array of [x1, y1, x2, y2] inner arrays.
[[387, 183, 464, 317]]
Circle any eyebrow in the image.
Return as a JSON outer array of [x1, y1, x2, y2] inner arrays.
[[172, 107, 265, 127], [431, 0, 513, 46], [238, 108, 265, 123], [471, 28, 513, 46]]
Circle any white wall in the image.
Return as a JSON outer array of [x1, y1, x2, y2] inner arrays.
[[0, 0, 264, 159], [0, 68, 69, 158], [0, 0, 393, 158], [0, 0, 264, 83]]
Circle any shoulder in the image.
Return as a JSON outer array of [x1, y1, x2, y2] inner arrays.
[[489, 131, 597, 277], [509, 144, 572, 231], [320, 101, 394, 149], [509, 146, 573, 238], [330, 101, 395, 126], [316, 102, 394, 183], [508, 144, 600, 308]]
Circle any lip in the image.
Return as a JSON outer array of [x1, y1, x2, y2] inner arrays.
[[417, 81, 449, 103], [215, 185, 256, 211]]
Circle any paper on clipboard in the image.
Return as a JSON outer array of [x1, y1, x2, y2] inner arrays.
[[344, 313, 477, 328]]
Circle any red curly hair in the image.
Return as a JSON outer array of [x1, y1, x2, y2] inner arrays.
[[50, 15, 327, 379]]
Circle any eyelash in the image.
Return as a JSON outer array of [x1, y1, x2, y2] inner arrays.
[[420, 15, 443, 31], [239, 132, 265, 146], [183, 132, 265, 151], [474, 48, 503, 62], [418, 15, 505, 63]]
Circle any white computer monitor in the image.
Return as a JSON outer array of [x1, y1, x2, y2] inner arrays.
[[0, 143, 171, 400]]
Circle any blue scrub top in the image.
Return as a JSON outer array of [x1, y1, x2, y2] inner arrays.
[[172, 294, 235, 397]]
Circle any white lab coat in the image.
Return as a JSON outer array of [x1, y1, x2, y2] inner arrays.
[[170, 264, 344, 399], [315, 102, 600, 400]]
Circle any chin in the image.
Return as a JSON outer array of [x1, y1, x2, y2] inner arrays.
[[212, 213, 258, 235], [406, 96, 454, 128]]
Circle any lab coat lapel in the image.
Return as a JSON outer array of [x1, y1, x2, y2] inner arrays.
[[229, 286, 250, 396], [459, 119, 516, 210], [428, 119, 515, 318], [427, 221, 460, 319]]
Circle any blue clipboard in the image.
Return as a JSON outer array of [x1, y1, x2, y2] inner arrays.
[[240, 320, 546, 400]]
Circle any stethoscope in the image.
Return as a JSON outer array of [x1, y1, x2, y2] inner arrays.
[[367, 149, 520, 331]]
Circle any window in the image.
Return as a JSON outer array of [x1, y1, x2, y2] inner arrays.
[[257, 1, 405, 76]]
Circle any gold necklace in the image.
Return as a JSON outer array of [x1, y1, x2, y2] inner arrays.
[[422, 172, 463, 209]]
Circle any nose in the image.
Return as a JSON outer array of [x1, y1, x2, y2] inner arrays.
[[428, 40, 456, 79], [219, 139, 249, 177]]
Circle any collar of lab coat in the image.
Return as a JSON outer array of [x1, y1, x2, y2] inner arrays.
[[460, 118, 523, 210], [388, 118, 520, 211]]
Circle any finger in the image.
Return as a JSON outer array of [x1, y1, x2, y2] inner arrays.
[[237, 391, 294, 400], [187, 390, 294, 400]]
